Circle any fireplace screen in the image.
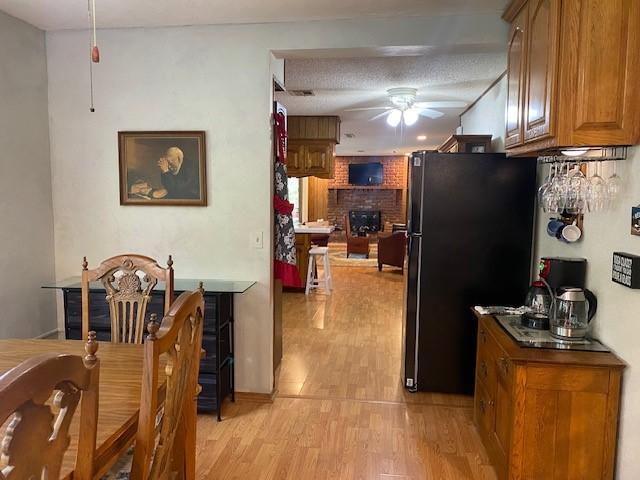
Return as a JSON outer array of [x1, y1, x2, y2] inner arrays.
[[349, 210, 381, 234]]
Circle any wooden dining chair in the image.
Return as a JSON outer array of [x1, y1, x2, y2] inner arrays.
[[0, 333, 99, 480], [130, 289, 204, 480], [81, 254, 174, 343]]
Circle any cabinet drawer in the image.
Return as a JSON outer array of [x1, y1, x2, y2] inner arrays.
[[198, 364, 232, 413], [66, 328, 112, 341], [494, 348, 514, 390], [219, 322, 231, 362], [200, 333, 217, 373], [202, 293, 232, 335], [198, 373, 218, 412], [475, 380, 496, 437], [203, 295, 217, 334], [479, 318, 514, 391], [477, 326, 499, 393]]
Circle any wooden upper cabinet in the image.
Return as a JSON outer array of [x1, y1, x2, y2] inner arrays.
[[287, 116, 341, 143], [504, 0, 640, 154], [505, 4, 528, 148], [286, 141, 305, 176], [305, 141, 334, 176], [523, 0, 560, 142], [286, 116, 340, 178], [558, 0, 640, 146]]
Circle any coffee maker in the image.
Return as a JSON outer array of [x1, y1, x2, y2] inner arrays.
[[540, 257, 588, 291], [523, 257, 597, 335]]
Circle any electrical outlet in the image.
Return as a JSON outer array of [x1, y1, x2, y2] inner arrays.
[[252, 231, 263, 249]]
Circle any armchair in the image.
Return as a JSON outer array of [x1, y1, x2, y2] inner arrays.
[[377, 231, 407, 271], [345, 215, 370, 258]]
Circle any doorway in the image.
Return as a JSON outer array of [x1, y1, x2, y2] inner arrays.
[[270, 46, 504, 401]]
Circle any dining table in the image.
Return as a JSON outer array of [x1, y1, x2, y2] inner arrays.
[[0, 338, 163, 479]]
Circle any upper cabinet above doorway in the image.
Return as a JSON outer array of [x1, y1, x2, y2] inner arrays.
[[287, 116, 341, 179], [504, 0, 640, 155]]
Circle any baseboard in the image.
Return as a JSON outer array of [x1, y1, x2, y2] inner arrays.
[[34, 328, 59, 339], [234, 390, 276, 403]]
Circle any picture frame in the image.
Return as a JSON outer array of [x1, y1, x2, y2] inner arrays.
[[118, 131, 207, 206], [632, 206, 640, 236]]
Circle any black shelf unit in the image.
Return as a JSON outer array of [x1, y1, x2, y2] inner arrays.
[[58, 285, 235, 420]]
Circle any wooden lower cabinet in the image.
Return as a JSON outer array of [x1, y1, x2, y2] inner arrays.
[[293, 233, 312, 288], [474, 314, 625, 479]]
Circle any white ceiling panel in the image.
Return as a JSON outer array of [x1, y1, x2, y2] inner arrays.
[[276, 48, 506, 155], [0, 0, 508, 31]]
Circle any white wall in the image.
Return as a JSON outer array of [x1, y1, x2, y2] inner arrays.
[[45, 14, 508, 394], [0, 11, 56, 338], [460, 74, 507, 152], [534, 150, 640, 479]]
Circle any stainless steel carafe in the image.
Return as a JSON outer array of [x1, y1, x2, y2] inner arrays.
[[550, 288, 597, 339]]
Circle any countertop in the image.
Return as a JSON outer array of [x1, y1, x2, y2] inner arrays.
[[294, 224, 335, 234], [474, 312, 625, 368], [42, 277, 256, 294]]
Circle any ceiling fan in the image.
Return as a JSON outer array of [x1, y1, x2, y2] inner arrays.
[[345, 87, 467, 127]]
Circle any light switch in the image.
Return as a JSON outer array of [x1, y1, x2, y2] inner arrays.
[[252, 231, 263, 249]]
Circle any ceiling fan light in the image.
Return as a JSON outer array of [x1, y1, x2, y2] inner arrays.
[[403, 109, 419, 126], [386, 109, 402, 127]]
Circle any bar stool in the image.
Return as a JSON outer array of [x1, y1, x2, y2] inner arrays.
[[305, 246, 333, 295]]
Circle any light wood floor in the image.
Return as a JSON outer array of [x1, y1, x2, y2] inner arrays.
[[196, 266, 497, 479]]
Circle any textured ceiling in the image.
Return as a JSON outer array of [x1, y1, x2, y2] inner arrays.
[[0, 0, 508, 31], [276, 47, 506, 155]]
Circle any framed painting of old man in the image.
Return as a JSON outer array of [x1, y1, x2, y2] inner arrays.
[[118, 131, 207, 206]]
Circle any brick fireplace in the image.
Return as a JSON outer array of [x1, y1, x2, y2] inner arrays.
[[328, 156, 408, 233]]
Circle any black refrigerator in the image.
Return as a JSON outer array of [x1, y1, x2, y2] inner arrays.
[[403, 151, 536, 394]]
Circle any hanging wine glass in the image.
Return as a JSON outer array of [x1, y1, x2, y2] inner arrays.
[[538, 164, 554, 212], [587, 162, 609, 212], [547, 163, 567, 214], [607, 161, 623, 202], [566, 163, 587, 214], [551, 163, 569, 213]]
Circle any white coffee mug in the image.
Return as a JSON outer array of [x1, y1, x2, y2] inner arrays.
[[561, 223, 582, 243]]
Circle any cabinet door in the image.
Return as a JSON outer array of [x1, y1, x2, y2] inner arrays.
[[493, 377, 512, 457], [523, 0, 560, 142], [505, 4, 528, 148], [305, 142, 334, 178], [286, 141, 305, 177], [307, 176, 329, 221], [294, 234, 310, 288], [558, 0, 640, 145]]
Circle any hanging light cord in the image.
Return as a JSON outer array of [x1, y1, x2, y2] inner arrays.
[[87, 0, 96, 112]]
